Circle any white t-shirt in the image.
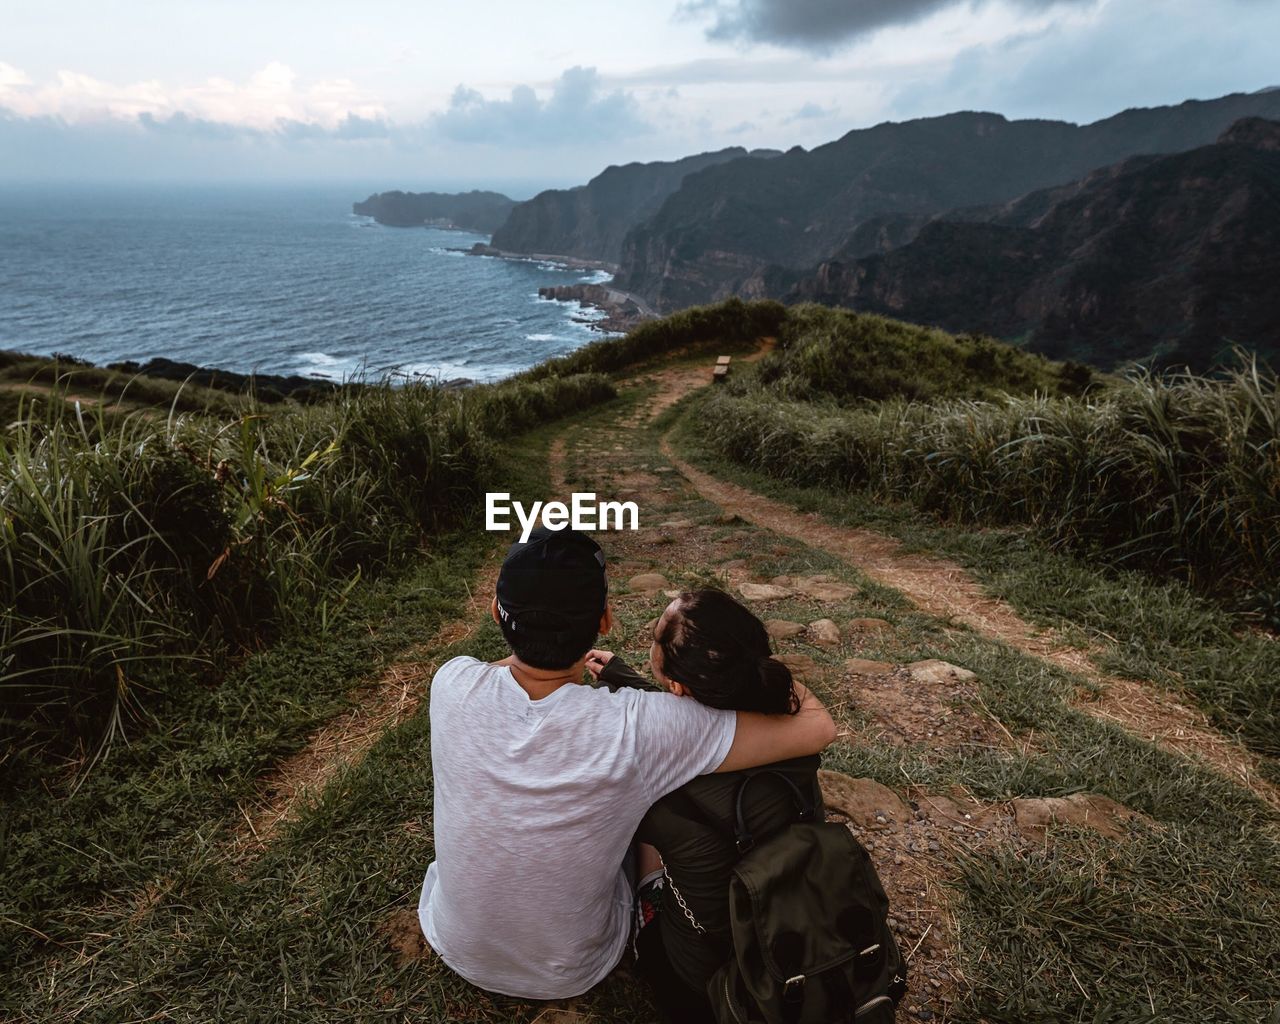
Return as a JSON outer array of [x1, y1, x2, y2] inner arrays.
[[417, 655, 737, 999]]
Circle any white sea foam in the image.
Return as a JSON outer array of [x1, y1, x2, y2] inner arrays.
[[580, 269, 614, 285], [397, 360, 523, 383], [526, 333, 559, 342], [295, 350, 363, 380]]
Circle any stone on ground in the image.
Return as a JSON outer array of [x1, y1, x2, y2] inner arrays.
[[628, 573, 670, 594], [819, 769, 909, 825], [807, 619, 841, 646], [907, 659, 977, 685], [1012, 793, 1143, 841], [765, 619, 806, 640], [793, 576, 859, 602], [740, 582, 794, 601]]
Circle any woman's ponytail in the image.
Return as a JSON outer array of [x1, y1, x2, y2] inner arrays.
[[657, 589, 801, 716], [755, 654, 801, 715]]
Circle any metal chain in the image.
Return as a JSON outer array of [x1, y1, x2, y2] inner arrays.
[[667, 874, 706, 934]]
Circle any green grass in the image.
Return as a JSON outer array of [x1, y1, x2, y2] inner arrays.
[[0, 364, 615, 758], [518, 297, 786, 381], [746, 303, 1094, 404], [0, 351, 248, 416], [3, 374, 1278, 1023], [5, 305, 1279, 1023], [0, 526, 496, 970], [671, 393, 1280, 772], [698, 357, 1280, 608]]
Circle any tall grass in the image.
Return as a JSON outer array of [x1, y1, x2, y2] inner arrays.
[[519, 297, 787, 380], [746, 304, 1095, 403], [699, 358, 1280, 605], [0, 370, 614, 760]]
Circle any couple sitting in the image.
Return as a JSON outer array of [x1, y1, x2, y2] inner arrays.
[[418, 528, 876, 1021]]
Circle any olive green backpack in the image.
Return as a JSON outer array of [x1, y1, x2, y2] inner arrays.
[[706, 772, 907, 1024]]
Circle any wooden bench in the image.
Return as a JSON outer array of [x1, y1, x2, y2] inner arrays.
[[713, 355, 731, 382]]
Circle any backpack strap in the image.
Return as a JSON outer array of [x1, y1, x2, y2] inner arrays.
[[733, 770, 817, 854]]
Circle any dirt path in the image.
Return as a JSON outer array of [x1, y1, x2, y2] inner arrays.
[[535, 349, 1181, 1020], [659, 431, 1280, 812], [228, 557, 502, 858], [229, 352, 752, 857]]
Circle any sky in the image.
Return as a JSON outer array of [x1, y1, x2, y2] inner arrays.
[[1, 0, 1278, 195]]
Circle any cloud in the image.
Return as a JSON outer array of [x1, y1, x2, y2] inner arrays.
[[433, 66, 648, 145], [334, 113, 391, 140], [726, 120, 758, 134], [679, 0, 1095, 52], [0, 62, 31, 90], [0, 60, 385, 130], [137, 111, 258, 140], [785, 101, 837, 122]]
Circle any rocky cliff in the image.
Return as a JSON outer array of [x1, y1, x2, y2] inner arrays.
[[614, 90, 1280, 312], [352, 190, 516, 233], [785, 119, 1280, 370], [489, 148, 779, 264]]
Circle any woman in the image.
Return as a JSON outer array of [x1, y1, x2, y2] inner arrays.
[[585, 589, 823, 1023]]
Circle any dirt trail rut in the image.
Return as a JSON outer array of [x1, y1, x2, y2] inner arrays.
[[659, 425, 1280, 811], [230, 558, 502, 858]]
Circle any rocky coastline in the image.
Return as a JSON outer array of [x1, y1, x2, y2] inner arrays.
[[468, 242, 619, 274], [466, 242, 651, 333], [535, 283, 653, 334]]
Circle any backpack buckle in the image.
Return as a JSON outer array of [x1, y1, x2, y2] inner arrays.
[[783, 974, 806, 1003]]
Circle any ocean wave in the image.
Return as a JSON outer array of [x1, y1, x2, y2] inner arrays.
[[3, 187, 609, 386], [295, 350, 363, 380], [395, 359, 523, 383], [579, 269, 614, 285]]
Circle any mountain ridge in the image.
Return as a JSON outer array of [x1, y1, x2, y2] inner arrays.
[[612, 90, 1280, 312], [783, 118, 1280, 370], [489, 147, 780, 264]]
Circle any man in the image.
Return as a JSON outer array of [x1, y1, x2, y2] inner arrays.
[[417, 528, 837, 1000]]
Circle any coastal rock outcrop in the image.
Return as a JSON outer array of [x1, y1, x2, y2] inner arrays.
[[536, 284, 649, 333], [352, 190, 516, 233]]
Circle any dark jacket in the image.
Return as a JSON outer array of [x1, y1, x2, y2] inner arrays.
[[597, 657, 823, 996]]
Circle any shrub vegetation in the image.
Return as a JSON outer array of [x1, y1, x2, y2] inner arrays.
[[520, 297, 786, 380], [0, 364, 614, 758], [746, 304, 1095, 403], [701, 351, 1280, 611]]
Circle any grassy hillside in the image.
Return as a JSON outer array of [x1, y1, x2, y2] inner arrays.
[[0, 358, 613, 760], [701, 320, 1279, 607], [748, 304, 1095, 403], [2, 301, 1278, 1023]]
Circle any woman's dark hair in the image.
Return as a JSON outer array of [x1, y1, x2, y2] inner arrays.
[[656, 589, 800, 715]]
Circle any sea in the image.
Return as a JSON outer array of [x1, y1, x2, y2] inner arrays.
[[0, 183, 615, 383]]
